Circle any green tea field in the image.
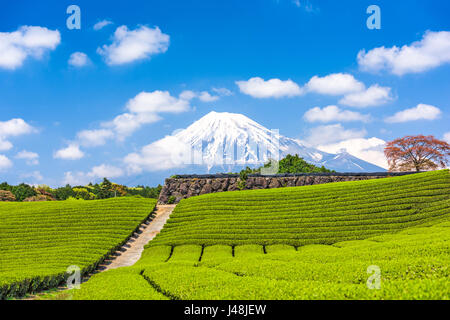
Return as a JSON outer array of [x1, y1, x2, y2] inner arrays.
[[70, 170, 449, 300], [0, 197, 157, 299]]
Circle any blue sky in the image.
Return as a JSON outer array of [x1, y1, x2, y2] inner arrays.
[[0, 0, 449, 187]]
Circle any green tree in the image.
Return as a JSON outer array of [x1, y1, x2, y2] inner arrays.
[[127, 184, 162, 199], [11, 184, 37, 202], [0, 182, 12, 191], [73, 188, 96, 200], [97, 178, 115, 199], [235, 155, 334, 178], [53, 184, 75, 200], [277, 154, 334, 173]]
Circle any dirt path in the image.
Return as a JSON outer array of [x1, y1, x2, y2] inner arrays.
[[104, 204, 176, 270]]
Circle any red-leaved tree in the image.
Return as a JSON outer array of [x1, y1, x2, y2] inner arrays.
[[384, 135, 450, 172]]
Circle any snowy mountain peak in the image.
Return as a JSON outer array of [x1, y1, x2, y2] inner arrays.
[[168, 111, 385, 172], [173, 111, 282, 168], [188, 111, 260, 127], [127, 111, 386, 173], [177, 111, 276, 141]]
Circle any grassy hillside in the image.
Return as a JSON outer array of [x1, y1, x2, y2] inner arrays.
[[0, 197, 156, 299], [150, 170, 450, 247], [70, 170, 449, 300]]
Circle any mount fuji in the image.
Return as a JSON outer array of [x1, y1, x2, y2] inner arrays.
[[125, 111, 386, 174]]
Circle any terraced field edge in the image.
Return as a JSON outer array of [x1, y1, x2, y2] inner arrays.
[[0, 198, 157, 299], [148, 170, 450, 247]]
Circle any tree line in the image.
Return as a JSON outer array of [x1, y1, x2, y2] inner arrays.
[[0, 178, 162, 202]]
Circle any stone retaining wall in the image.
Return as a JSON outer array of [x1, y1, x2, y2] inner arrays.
[[157, 172, 418, 204]]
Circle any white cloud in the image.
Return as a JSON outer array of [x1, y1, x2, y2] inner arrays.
[[77, 129, 114, 147], [62, 90, 191, 153], [93, 20, 113, 31], [179, 90, 197, 101], [62, 171, 90, 186], [339, 85, 393, 107], [385, 103, 442, 123], [87, 164, 124, 179], [126, 90, 190, 114], [305, 73, 365, 96], [358, 31, 450, 75], [54, 144, 84, 160], [198, 91, 219, 102], [179, 90, 220, 102], [212, 87, 233, 96], [0, 154, 12, 170], [68, 52, 90, 67], [97, 25, 169, 65], [15, 150, 39, 165], [0, 25, 60, 70], [0, 118, 35, 137], [62, 164, 124, 186], [304, 122, 387, 169], [104, 90, 189, 138], [0, 118, 35, 150], [303, 105, 371, 123], [0, 138, 13, 151], [444, 132, 450, 144], [20, 170, 43, 182], [124, 135, 190, 173], [235, 74, 393, 105], [304, 124, 367, 145], [236, 77, 303, 98], [317, 137, 388, 169], [107, 112, 162, 138]]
